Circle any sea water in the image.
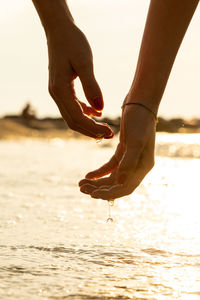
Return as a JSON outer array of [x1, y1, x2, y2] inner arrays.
[[1, 133, 200, 299]]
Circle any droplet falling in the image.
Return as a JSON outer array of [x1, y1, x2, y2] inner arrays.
[[108, 199, 114, 206], [96, 138, 102, 144], [106, 217, 113, 224], [106, 199, 115, 223]]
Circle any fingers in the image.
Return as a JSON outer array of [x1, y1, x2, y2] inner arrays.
[[90, 184, 135, 200], [79, 169, 117, 196], [79, 166, 143, 200], [78, 101, 102, 117], [54, 97, 97, 138], [80, 183, 98, 194], [85, 155, 118, 179], [79, 151, 152, 200], [81, 183, 112, 195], [80, 143, 155, 200], [87, 166, 145, 200], [78, 67, 104, 111], [81, 114, 114, 139], [49, 78, 113, 139], [79, 176, 115, 188], [78, 103, 156, 200]]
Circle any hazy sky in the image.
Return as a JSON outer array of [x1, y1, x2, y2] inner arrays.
[[0, 0, 200, 119]]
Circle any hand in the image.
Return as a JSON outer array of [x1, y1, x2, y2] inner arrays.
[[47, 22, 113, 139], [79, 98, 156, 199]]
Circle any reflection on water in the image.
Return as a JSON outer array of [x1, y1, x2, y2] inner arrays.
[[0, 134, 200, 299]]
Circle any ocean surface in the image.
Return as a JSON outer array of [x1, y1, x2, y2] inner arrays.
[[1, 133, 200, 300]]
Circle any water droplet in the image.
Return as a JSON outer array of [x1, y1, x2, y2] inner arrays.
[[106, 199, 115, 223], [108, 199, 114, 206], [96, 138, 102, 144], [106, 217, 113, 224]]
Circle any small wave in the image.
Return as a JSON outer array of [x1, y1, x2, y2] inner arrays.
[[0, 265, 46, 276], [2, 245, 200, 259], [142, 248, 170, 257], [49, 295, 132, 300], [142, 247, 200, 258]]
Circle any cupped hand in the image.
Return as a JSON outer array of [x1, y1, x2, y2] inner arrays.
[[79, 100, 156, 199], [47, 22, 113, 139]]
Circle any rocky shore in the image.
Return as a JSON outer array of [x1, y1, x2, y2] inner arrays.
[[1, 114, 200, 140], [1, 102, 200, 139]]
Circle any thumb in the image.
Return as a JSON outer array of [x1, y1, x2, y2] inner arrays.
[[79, 68, 104, 111], [117, 147, 141, 184]]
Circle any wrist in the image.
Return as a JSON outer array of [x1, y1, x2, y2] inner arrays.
[[32, 0, 74, 37], [45, 13, 75, 39], [127, 88, 161, 116], [45, 17, 76, 42], [122, 102, 158, 122]]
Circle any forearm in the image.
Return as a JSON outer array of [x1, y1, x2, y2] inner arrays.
[[32, 0, 74, 36], [129, 0, 199, 113]]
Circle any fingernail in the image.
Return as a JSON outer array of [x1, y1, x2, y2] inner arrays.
[[104, 131, 114, 139], [118, 172, 127, 184], [96, 111, 102, 117], [93, 97, 103, 111], [103, 126, 114, 139]]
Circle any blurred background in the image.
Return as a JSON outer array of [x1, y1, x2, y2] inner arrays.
[[0, 0, 200, 119]]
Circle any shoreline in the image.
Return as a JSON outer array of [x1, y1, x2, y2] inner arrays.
[[1, 115, 200, 140]]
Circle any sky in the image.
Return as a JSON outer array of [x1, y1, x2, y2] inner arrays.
[[0, 0, 200, 119]]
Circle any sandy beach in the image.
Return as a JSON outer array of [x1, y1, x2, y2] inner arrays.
[[0, 118, 83, 140]]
